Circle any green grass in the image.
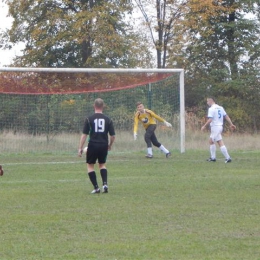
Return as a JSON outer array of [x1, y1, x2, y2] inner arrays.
[[1, 150, 260, 260]]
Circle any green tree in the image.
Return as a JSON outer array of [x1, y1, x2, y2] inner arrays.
[[180, 0, 260, 132], [1, 0, 152, 68], [183, 0, 260, 81], [133, 0, 186, 68]]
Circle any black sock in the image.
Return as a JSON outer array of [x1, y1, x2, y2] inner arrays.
[[88, 171, 98, 189], [100, 168, 108, 185]]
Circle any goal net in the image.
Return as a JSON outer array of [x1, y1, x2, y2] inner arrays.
[[0, 68, 185, 154]]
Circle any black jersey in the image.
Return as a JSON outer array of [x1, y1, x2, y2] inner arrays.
[[83, 113, 115, 144]]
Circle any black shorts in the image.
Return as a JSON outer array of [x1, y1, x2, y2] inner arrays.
[[86, 142, 108, 164]]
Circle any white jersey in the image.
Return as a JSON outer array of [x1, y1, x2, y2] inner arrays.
[[207, 104, 227, 127]]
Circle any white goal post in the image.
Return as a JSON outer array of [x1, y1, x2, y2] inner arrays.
[[0, 67, 185, 153]]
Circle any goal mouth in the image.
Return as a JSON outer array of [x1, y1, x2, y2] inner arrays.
[[0, 68, 185, 153]]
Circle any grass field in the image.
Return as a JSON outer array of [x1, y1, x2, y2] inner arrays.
[[1, 148, 260, 260]]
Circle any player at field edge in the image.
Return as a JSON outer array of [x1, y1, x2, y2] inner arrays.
[[133, 102, 172, 158], [0, 165, 4, 176], [78, 98, 116, 194], [201, 97, 236, 163]]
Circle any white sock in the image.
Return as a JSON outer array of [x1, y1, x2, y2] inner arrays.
[[159, 145, 169, 154], [220, 145, 230, 159], [210, 144, 216, 159], [147, 147, 153, 155]]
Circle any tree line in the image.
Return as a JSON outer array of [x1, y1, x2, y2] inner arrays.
[[0, 0, 260, 133]]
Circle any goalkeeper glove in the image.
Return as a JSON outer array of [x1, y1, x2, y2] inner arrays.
[[164, 121, 172, 128], [134, 133, 137, 140]]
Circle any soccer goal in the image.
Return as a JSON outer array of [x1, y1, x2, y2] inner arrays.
[[0, 68, 185, 154]]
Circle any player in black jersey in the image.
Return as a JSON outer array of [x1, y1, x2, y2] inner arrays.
[[78, 98, 115, 194]]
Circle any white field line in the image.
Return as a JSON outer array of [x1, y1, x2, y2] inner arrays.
[[1, 158, 133, 166], [0, 179, 84, 184], [1, 156, 258, 167], [3, 161, 82, 166]]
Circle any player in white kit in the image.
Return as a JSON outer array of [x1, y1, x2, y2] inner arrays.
[[201, 97, 236, 163]]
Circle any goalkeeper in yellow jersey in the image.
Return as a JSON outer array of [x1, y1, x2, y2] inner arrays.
[[133, 102, 172, 158]]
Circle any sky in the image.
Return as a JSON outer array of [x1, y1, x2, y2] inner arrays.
[[0, 3, 23, 66]]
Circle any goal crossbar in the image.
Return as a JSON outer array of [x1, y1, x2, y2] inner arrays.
[[0, 67, 184, 74]]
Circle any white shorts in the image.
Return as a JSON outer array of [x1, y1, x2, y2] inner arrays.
[[210, 125, 223, 142]]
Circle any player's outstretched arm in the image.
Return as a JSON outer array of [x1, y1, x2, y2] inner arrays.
[[164, 121, 172, 127], [225, 115, 236, 130], [149, 110, 172, 127], [133, 114, 139, 140]]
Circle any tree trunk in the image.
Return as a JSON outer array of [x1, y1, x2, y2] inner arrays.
[[227, 11, 239, 79]]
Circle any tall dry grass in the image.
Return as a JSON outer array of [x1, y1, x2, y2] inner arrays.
[[0, 129, 259, 154], [185, 111, 260, 151]]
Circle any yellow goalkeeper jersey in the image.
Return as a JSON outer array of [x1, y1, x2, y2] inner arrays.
[[133, 109, 165, 133]]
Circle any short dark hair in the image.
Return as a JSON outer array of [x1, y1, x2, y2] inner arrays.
[[94, 98, 104, 109], [136, 102, 142, 107], [207, 97, 216, 102]]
